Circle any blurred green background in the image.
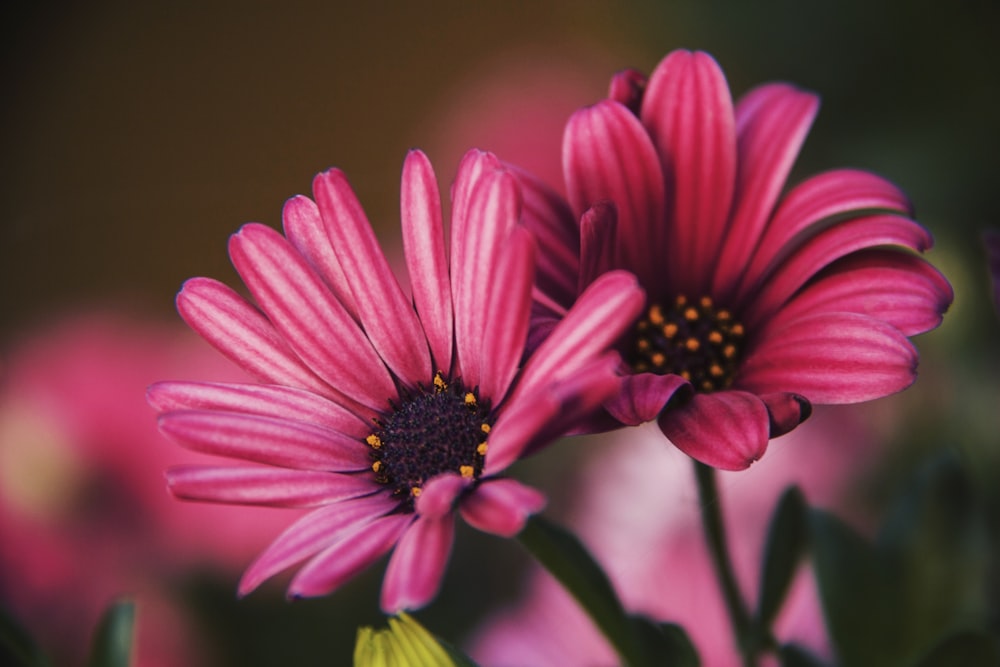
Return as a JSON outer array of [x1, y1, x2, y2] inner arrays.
[[2, 1, 999, 665]]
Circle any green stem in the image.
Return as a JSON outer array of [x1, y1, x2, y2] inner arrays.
[[694, 461, 757, 667], [517, 515, 650, 667]]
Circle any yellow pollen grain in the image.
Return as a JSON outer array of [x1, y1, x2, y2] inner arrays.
[[372, 461, 382, 473], [708, 331, 723, 345], [663, 323, 678, 338], [684, 307, 699, 321], [700, 296, 713, 308], [685, 337, 701, 352], [709, 364, 725, 377], [433, 374, 447, 392], [464, 393, 477, 406], [481, 423, 491, 434], [651, 352, 666, 367], [730, 323, 745, 337], [723, 344, 737, 359], [411, 486, 422, 497], [477, 442, 488, 456], [460, 465, 475, 478], [366, 434, 382, 449], [649, 305, 665, 326]]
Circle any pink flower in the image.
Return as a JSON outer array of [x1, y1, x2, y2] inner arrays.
[[150, 149, 644, 612], [522, 49, 952, 470]]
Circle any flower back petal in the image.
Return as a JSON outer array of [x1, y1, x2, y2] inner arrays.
[[380, 514, 455, 612], [459, 478, 546, 538], [657, 390, 770, 470]]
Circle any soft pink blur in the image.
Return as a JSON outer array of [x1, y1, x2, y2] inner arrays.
[[0, 312, 298, 665], [469, 407, 881, 666]]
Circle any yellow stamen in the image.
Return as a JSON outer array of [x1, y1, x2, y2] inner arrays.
[[433, 374, 447, 392], [411, 486, 422, 497], [708, 331, 723, 345], [477, 442, 488, 456], [685, 337, 701, 352], [636, 338, 651, 351], [730, 323, 745, 337], [684, 307, 699, 321], [709, 364, 725, 377], [464, 392, 477, 406], [649, 305, 665, 326], [675, 295, 688, 307], [700, 296, 713, 308], [680, 370, 692, 381], [372, 461, 382, 473], [480, 423, 491, 434], [460, 465, 475, 478], [663, 323, 678, 338], [723, 344, 737, 359], [366, 434, 382, 449], [651, 352, 666, 367], [717, 309, 731, 321]]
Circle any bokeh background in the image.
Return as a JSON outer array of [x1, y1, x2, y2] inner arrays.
[[2, 1, 999, 665]]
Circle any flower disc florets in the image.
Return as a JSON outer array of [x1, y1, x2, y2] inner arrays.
[[367, 373, 492, 511], [627, 295, 745, 392]]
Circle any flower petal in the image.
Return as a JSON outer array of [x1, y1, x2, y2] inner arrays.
[[737, 169, 913, 300], [312, 168, 432, 389], [401, 150, 453, 373], [176, 277, 330, 396], [228, 223, 395, 410], [166, 465, 379, 507], [563, 100, 666, 292], [157, 410, 370, 471], [416, 473, 470, 520], [459, 478, 546, 538], [607, 67, 647, 114], [641, 49, 737, 295], [380, 514, 455, 612], [603, 372, 690, 425], [238, 493, 396, 596], [758, 392, 812, 438], [738, 312, 918, 404], [578, 201, 619, 293], [657, 390, 769, 470], [713, 84, 819, 301], [147, 380, 373, 435], [288, 512, 412, 599]]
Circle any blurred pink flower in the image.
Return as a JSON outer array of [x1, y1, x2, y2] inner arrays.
[[151, 149, 644, 611], [522, 48, 952, 470], [469, 406, 875, 666], [0, 312, 289, 665]]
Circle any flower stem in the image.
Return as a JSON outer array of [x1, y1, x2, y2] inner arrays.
[[694, 461, 757, 667], [517, 515, 650, 667]]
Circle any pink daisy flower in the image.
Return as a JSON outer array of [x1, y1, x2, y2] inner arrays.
[[522, 49, 952, 470], [149, 149, 643, 612]]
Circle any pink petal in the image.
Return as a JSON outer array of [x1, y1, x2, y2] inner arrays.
[[452, 168, 521, 391], [758, 392, 812, 438], [563, 100, 666, 292], [737, 169, 913, 300], [479, 225, 535, 403], [282, 194, 359, 320], [459, 478, 546, 538], [514, 270, 644, 400], [737, 312, 918, 404], [416, 473, 470, 520], [312, 169, 432, 389], [287, 512, 412, 599], [380, 514, 455, 612], [401, 150, 454, 373], [578, 201, 619, 293], [238, 493, 396, 596], [176, 277, 330, 396], [657, 390, 770, 470], [147, 380, 373, 436], [228, 223, 395, 411], [166, 465, 379, 507], [603, 372, 691, 425], [745, 214, 935, 326], [641, 49, 737, 295], [712, 84, 819, 301], [761, 249, 952, 336], [607, 67, 647, 114], [512, 164, 580, 312], [450, 150, 502, 324], [157, 410, 370, 471]]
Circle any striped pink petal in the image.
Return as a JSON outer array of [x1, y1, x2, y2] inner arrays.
[[157, 410, 370, 472], [563, 100, 666, 293], [459, 478, 546, 538], [176, 277, 330, 396], [641, 49, 736, 296], [288, 512, 412, 599], [401, 149, 453, 373], [312, 168, 432, 389], [166, 465, 378, 507], [578, 201, 619, 293], [380, 514, 455, 612], [229, 223, 395, 410], [238, 494, 396, 596], [713, 84, 819, 301], [603, 372, 690, 426], [737, 312, 917, 403], [657, 390, 770, 470]]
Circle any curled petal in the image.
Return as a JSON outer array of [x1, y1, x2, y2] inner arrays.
[[657, 390, 770, 470], [380, 515, 455, 612], [759, 392, 812, 438], [607, 67, 647, 114], [416, 473, 470, 520], [166, 465, 378, 507], [459, 478, 546, 538], [603, 372, 691, 426]]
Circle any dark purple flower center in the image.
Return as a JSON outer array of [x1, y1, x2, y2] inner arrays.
[[366, 373, 491, 512], [626, 295, 745, 392]]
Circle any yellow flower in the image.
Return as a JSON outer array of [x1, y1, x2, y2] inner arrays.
[[354, 613, 458, 667]]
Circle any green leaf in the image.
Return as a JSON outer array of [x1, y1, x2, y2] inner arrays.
[[517, 515, 650, 667], [0, 608, 51, 667], [86, 599, 135, 667], [778, 643, 828, 667], [755, 486, 808, 632], [808, 508, 901, 667], [630, 617, 700, 667], [909, 630, 1000, 667]]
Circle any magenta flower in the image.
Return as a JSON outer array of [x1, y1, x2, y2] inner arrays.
[[522, 49, 952, 470], [149, 149, 643, 611]]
